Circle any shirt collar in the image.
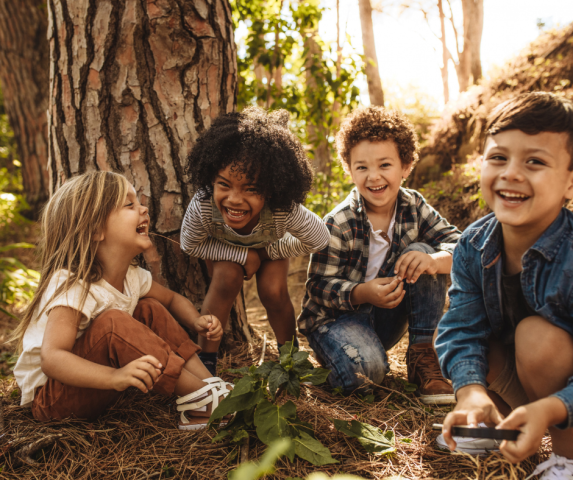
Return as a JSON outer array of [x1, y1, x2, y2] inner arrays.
[[471, 209, 571, 267]]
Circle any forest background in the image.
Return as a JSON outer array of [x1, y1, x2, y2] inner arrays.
[[0, 0, 572, 478]]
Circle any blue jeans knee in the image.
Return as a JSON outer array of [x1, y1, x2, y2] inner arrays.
[[307, 312, 389, 394]]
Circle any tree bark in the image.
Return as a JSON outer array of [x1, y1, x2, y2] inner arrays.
[[47, 0, 251, 344], [358, 0, 384, 106], [437, 0, 450, 104], [0, 0, 50, 216]]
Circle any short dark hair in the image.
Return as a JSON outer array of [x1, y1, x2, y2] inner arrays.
[[335, 106, 419, 170], [485, 92, 573, 170], [186, 107, 314, 212]]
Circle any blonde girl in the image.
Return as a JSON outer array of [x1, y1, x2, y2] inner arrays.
[[12, 171, 231, 430]]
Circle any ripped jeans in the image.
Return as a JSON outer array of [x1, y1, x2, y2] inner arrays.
[[306, 243, 447, 394]]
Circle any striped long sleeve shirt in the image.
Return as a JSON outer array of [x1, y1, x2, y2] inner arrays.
[[180, 192, 330, 265]]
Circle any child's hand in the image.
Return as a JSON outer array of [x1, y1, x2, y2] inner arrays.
[[244, 249, 261, 280], [195, 314, 223, 342], [442, 384, 503, 451], [394, 251, 438, 283], [364, 276, 405, 309], [498, 397, 566, 463], [111, 355, 162, 393]]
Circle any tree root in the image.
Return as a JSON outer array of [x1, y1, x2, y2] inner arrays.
[[12, 434, 62, 468]]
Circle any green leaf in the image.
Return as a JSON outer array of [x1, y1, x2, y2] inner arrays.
[[331, 419, 395, 456], [209, 385, 264, 424], [299, 367, 330, 386], [228, 438, 292, 480], [233, 375, 258, 396], [292, 431, 338, 466], [0, 243, 35, 253], [279, 340, 297, 366], [286, 371, 300, 398], [400, 438, 413, 444], [268, 364, 289, 400], [211, 429, 231, 443], [255, 361, 275, 379], [254, 399, 297, 451], [232, 429, 249, 443]]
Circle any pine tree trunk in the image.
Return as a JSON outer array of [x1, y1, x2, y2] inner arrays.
[[358, 0, 384, 106], [437, 0, 450, 104], [0, 0, 50, 216], [458, 0, 484, 91], [47, 0, 252, 345]]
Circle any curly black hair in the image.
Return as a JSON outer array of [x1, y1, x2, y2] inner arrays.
[[335, 106, 419, 170], [186, 107, 314, 212]]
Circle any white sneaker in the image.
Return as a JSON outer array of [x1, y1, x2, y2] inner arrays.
[[435, 423, 500, 455], [526, 454, 573, 480]]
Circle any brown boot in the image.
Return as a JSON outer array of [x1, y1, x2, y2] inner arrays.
[[406, 343, 455, 405]]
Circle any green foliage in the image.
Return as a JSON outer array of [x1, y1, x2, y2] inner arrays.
[[210, 341, 336, 467], [229, 438, 366, 480], [332, 419, 395, 456], [0, 85, 39, 318]]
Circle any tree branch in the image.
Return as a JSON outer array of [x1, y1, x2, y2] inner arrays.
[[13, 434, 63, 468], [445, 0, 461, 58]]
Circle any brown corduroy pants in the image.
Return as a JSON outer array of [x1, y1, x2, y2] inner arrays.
[[32, 298, 200, 422]]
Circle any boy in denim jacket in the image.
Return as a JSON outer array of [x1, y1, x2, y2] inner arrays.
[[298, 107, 461, 404], [436, 92, 573, 476]]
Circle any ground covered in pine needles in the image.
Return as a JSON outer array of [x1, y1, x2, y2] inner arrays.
[[0, 328, 551, 479]]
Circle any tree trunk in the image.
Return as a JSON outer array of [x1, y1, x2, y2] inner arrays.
[[305, 33, 330, 173], [0, 0, 50, 216], [358, 0, 384, 106], [437, 0, 450, 104], [458, 0, 484, 91], [47, 0, 251, 346]]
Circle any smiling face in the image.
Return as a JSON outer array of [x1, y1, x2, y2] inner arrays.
[[99, 184, 152, 257], [481, 129, 573, 235], [212, 164, 265, 234], [348, 140, 412, 214]]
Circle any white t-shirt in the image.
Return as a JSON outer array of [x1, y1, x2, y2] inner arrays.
[[364, 205, 397, 282], [14, 266, 153, 406]]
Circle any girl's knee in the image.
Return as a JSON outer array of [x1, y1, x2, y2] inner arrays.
[[211, 262, 244, 292]]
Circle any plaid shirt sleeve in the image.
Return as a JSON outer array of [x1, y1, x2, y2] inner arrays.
[[304, 214, 360, 312], [414, 192, 461, 254]]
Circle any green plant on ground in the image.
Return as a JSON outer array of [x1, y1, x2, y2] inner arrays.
[[331, 419, 395, 456], [0, 243, 39, 318], [229, 438, 366, 480], [209, 341, 337, 467]]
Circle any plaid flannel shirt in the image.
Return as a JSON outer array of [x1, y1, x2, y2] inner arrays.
[[297, 187, 462, 335]]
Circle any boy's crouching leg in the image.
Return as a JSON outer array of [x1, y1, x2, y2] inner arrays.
[[515, 316, 573, 457], [306, 312, 389, 395]]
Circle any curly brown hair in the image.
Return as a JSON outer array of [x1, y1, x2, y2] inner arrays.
[[335, 106, 419, 170]]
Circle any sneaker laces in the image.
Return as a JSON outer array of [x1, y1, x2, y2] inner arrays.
[[526, 454, 573, 480], [410, 345, 445, 386]]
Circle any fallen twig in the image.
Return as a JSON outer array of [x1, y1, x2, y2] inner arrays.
[[13, 434, 63, 468]]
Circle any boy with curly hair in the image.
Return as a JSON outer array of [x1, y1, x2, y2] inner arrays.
[[298, 106, 461, 404], [436, 93, 573, 474], [181, 107, 329, 375]]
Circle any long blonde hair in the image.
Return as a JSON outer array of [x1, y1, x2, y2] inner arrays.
[[11, 171, 130, 352]]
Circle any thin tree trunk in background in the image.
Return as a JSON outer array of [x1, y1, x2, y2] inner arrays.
[[358, 0, 384, 106], [331, 0, 342, 130], [437, 0, 450, 104], [469, 0, 483, 84], [457, 0, 483, 91], [305, 33, 330, 173], [47, 0, 251, 346], [0, 0, 50, 216]]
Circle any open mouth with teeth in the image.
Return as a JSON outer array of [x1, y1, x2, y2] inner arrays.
[[367, 185, 388, 194], [497, 190, 531, 204], [224, 207, 248, 220], [136, 222, 148, 236]]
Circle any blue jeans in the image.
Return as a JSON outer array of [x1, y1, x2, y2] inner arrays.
[[307, 243, 447, 393]]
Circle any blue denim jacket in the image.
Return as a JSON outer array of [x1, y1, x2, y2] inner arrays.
[[435, 209, 573, 428]]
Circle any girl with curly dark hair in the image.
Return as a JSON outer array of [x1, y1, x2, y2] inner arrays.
[[181, 107, 329, 374]]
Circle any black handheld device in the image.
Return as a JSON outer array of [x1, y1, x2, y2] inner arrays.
[[432, 423, 519, 441]]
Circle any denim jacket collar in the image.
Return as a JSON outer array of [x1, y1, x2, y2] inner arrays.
[[468, 209, 570, 269]]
